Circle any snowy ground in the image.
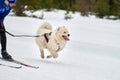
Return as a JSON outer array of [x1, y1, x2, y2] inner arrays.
[[0, 10, 120, 80]]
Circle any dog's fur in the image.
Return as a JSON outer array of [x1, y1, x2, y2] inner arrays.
[[36, 22, 70, 59]]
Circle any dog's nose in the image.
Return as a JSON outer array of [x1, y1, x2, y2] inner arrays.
[[68, 34, 70, 36]]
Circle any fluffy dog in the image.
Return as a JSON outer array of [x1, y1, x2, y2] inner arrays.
[[36, 22, 70, 59]]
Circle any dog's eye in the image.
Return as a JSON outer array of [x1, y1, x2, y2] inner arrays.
[[68, 34, 70, 36], [64, 32, 66, 34]]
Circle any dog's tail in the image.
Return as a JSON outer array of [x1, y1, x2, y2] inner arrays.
[[40, 22, 52, 30]]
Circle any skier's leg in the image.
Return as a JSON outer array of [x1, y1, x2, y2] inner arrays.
[[0, 19, 13, 61]]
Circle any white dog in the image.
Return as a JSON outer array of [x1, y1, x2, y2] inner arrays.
[[36, 22, 70, 59]]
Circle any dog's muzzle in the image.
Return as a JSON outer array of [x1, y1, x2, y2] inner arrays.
[[62, 34, 70, 41]]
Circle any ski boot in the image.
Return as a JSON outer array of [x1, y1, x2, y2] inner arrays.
[[1, 50, 13, 61]]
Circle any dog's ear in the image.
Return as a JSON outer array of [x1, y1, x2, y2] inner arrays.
[[63, 26, 65, 28], [57, 27, 61, 31]]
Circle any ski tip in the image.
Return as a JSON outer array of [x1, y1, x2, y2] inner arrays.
[[30, 66, 39, 69], [14, 66, 22, 69], [18, 66, 22, 69], [34, 66, 39, 69]]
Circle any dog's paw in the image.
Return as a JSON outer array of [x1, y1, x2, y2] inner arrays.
[[47, 54, 58, 59], [41, 56, 44, 59], [53, 54, 58, 58], [47, 55, 52, 59], [41, 55, 45, 59]]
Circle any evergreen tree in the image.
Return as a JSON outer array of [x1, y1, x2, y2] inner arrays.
[[108, 0, 120, 18], [14, 0, 41, 16], [13, 0, 120, 19], [76, 0, 96, 16], [94, 0, 109, 18], [14, 0, 76, 16]]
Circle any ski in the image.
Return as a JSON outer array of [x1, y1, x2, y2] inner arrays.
[[13, 60, 39, 69], [0, 57, 39, 69], [0, 63, 22, 69]]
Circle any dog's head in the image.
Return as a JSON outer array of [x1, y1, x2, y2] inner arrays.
[[56, 26, 70, 41]]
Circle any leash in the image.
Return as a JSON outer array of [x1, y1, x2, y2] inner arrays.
[[5, 30, 40, 37]]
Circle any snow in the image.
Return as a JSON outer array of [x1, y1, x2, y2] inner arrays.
[[0, 10, 120, 80]]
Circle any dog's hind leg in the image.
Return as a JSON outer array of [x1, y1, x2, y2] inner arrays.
[[40, 49, 45, 59]]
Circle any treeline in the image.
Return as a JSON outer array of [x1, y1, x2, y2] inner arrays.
[[76, 0, 120, 19], [14, 0, 120, 19], [14, 0, 76, 16]]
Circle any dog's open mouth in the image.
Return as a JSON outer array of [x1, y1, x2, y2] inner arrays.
[[62, 35, 70, 41]]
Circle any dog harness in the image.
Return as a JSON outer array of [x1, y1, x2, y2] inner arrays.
[[43, 32, 52, 43], [43, 32, 61, 52]]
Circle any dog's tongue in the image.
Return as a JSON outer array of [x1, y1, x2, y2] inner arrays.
[[64, 36, 70, 41]]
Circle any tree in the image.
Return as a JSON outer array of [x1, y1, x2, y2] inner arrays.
[[13, 0, 120, 19], [108, 0, 120, 18], [14, 0, 76, 16], [14, 0, 41, 16], [76, 0, 96, 16], [94, 0, 109, 18]]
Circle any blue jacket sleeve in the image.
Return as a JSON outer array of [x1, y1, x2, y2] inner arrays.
[[0, 0, 14, 14], [0, 8, 5, 14], [0, 6, 11, 14]]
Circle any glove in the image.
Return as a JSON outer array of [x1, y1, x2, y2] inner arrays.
[[0, 27, 5, 33], [0, 6, 11, 14], [4, 0, 9, 6]]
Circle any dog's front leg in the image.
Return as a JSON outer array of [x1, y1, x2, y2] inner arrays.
[[51, 51, 58, 58], [47, 55, 52, 59], [47, 51, 58, 59], [52, 53, 58, 58]]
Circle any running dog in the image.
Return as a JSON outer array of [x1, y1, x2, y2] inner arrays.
[[36, 22, 70, 59]]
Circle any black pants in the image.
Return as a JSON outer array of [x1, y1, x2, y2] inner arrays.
[[0, 25, 7, 52]]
